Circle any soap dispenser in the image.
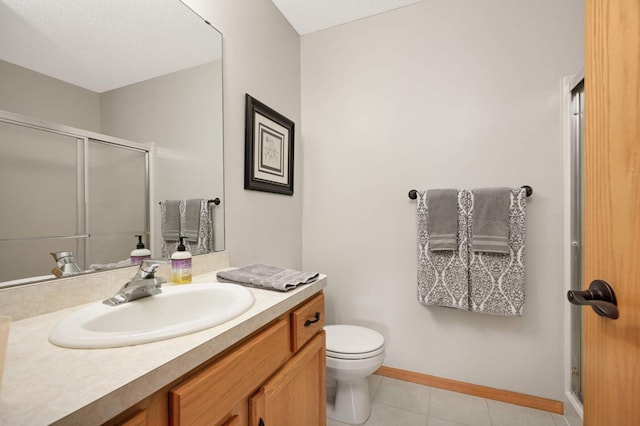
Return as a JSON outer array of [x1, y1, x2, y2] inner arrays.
[[130, 235, 151, 265], [171, 237, 192, 284]]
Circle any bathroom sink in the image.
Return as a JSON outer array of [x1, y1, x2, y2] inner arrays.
[[49, 283, 254, 349]]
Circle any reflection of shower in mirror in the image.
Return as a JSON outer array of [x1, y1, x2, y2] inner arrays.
[[0, 0, 224, 288]]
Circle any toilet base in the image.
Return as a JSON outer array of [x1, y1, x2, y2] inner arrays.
[[327, 377, 371, 425]]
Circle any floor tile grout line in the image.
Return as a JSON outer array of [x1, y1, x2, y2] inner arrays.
[[485, 396, 494, 426], [427, 414, 469, 426], [370, 399, 432, 418], [372, 376, 433, 418]]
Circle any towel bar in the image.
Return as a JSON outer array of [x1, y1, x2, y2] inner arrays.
[[408, 186, 533, 200], [158, 198, 220, 206]]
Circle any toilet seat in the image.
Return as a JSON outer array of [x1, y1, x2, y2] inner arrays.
[[325, 325, 385, 360]]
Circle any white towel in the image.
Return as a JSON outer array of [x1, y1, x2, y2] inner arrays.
[[468, 188, 527, 316], [416, 189, 471, 310]]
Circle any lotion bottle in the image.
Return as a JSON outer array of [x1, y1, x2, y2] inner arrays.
[[130, 235, 151, 265], [171, 237, 192, 284]]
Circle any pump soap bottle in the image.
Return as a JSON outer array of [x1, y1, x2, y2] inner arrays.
[[130, 235, 151, 264], [171, 237, 192, 284]]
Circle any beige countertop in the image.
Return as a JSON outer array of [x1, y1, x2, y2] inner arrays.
[[0, 270, 326, 425]]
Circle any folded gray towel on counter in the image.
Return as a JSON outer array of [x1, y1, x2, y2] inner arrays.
[[161, 200, 181, 241], [426, 189, 459, 251], [184, 199, 204, 243], [471, 188, 511, 254], [217, 264, 319, 291]]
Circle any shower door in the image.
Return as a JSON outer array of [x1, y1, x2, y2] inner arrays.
[[0, 112, 150, 283]]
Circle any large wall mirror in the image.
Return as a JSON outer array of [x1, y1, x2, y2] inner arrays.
[[0, 0, 224, 287]]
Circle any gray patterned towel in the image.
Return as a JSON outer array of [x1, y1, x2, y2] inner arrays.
[[161, 200, 212, 257], [468, 188, 526, 316], [417, 190, 471, 310], [217, 264, 319, 292]]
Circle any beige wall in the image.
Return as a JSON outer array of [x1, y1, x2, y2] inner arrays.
[[1, 0, 585, 403], [301, 0, 583, 400], [184, 0, 303, 269], [0, 59, 101, 131], [100, 61, 225, 254]]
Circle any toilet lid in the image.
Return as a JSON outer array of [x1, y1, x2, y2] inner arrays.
[[325, 325, 384, 359]]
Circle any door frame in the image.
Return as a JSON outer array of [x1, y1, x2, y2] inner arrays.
[[562, 69, 585, 426]]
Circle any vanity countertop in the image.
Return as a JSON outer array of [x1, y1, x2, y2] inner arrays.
[[0, 270, 326, 425]]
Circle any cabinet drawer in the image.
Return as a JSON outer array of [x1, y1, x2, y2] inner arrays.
[[117, 410, 147, 426], [169, 318, 291, 426], [290, 293, 324, 352]]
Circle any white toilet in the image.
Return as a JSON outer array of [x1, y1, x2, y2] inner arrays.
[[325, 324, 385, 424]]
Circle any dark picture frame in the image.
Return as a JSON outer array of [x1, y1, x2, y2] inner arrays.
[[244, 94, 295, 195]]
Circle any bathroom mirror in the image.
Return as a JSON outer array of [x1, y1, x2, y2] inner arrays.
[[0, 0, 224, 287]]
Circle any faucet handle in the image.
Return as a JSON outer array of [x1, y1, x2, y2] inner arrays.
[[138, 259, 168, 278]]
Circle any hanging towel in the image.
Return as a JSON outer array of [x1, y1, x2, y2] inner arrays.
[[184, 199, 202, 243], [183, 199, 212, 256], [161, 199, 213, 257], [161, 200, 181, 242], [217, 264, 319, 292], [468, 188, 527, 316], [416, 190, 471, 310], [161, 200, 184, 257], [426, 189, 459, 251], [471, 187, 511, 254]]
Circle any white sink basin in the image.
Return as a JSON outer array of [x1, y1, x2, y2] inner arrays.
[[49, 283, 254, 349]]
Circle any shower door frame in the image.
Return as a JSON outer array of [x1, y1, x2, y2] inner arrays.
[[563, 71, 585, 422]]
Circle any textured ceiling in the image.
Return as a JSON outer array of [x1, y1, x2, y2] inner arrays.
[[0, 0, 221, 93], [271, 0, 425, 35]]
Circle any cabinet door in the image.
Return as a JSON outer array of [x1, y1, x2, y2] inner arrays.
[[250, 332, 326, 426], [170, 319, 291, 426]]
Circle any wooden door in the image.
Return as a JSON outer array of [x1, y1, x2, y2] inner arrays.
[[250, 332, 326, 426], [584, 0, 640, 425]]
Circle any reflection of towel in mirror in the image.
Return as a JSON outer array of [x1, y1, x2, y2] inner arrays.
[[161, 200, 181, 242], [184, 199, 203, 243], [217, 264, 319, 292], [90, 259, 132, 271], [161, 199, 212, 257]]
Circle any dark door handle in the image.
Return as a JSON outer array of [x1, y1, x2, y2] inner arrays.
[[567, 279, 619, 319]]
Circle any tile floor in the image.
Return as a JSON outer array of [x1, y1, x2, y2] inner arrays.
[[327, 375, 568, 426]]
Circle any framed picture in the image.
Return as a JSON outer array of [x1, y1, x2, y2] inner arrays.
[[244, 94, 295, 195]]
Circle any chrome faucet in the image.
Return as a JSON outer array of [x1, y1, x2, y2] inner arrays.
[[103, 260, 167, 306], [50, 251, 82, 277]]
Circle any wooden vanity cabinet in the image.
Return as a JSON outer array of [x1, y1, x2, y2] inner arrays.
[[109, 292, 326, 426], [249, 332, 326, 426]]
